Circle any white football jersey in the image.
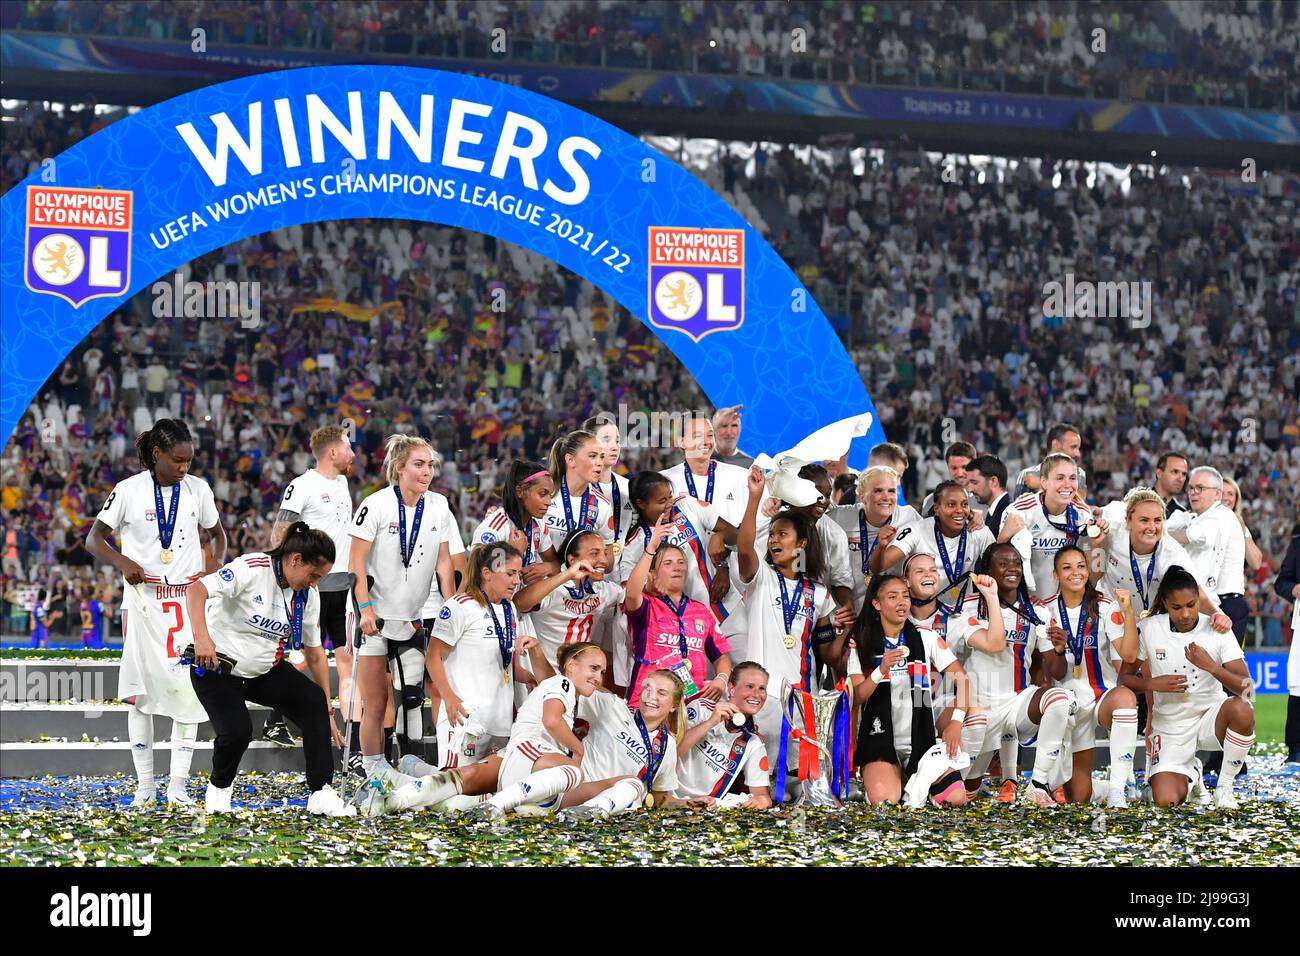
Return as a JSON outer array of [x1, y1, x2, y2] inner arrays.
[[947, 593, 1051, 706], [675, 698, 769, 799], [1042, 593, 1126, 701], [1179, 502, 1246, 596], [279, 469, 353, 575], [828, 502, 920, 610], [507, 673, 578, 755], [847, 624, 957, 753], [432, 592, 520, 737], [1138, 613, 1243, 732], [1010, 492, 1095, 600], [352, 486, 453, 622], [578, 690, 679, 792], [890, 517, 995, 608], [98, 470, 220, 584], [470, 507, 552, 565], [199, 552, 321, 679], [1100, 531, 1199, 612], [617, 496, 741, 620], [661, 459, 749, 527], [523, 579, 624, 667], [597, 473, 637, 546], [544, 481, 616, 545], [736, 564, 836, 692]]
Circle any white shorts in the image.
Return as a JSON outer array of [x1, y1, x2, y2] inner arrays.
[[1068, 686, 1125, 751], [435, 710, 507, 770], [978, 686, 1041, 752], [498, 738, 569, 792], [357, 619, 421, 658], [1148, 700, 1227, 783]]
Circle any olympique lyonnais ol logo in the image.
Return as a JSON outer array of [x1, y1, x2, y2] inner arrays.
[[647, 227, 744, 343], [25, 186, 132, 307]]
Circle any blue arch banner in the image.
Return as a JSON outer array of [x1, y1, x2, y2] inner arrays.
[[0, 65, 884, 462]]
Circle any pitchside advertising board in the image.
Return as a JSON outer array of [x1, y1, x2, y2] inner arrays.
[[0, 64, 885, 460]]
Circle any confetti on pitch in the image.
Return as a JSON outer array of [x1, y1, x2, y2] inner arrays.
[[2, 760, 1296, 867]]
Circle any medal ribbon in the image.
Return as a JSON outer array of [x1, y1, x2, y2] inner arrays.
[[560, 480, 593, 531], [610, 478, 622, 540], [1044, 495, 1081, 543], [1058, 594, 1089, 667], [393, 487, 425, 569], [634, 711, 669, 785], [274, 557, 308, 651], [1130, 543, 1157, 610], [670, 504, 728, 621], [659, 593, 692, 660], [153, 479, 181, 551], [683, 461, 715, 503], [487, 600, 516, 673], [858, 508, 890, 577], [932, 517, 969, 605], [523, 519, 537, 565]]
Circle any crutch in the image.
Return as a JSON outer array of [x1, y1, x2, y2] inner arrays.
[[339, 573, 373, 779]]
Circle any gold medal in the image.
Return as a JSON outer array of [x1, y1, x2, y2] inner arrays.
[[1073, 664, 1082, 681], [1085, 524, 1101, 539], [644, 791, 655, 808], [862, 573, 873, 587], [611, 543, 623, 556], [160, 548, 174, 564], [783, 632, 798, 650], [502, 669, 511, 686]]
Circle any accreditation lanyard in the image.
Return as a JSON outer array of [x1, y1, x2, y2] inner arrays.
[[659, 593, 692, 660]]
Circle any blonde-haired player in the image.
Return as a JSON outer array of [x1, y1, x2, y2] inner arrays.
[[349, 435, 456, 785], [828, 465, 920, 613]]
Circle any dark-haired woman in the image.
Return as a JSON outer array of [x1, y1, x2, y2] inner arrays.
[[184, 523, 352, 816], [1042, 546, 1139, 807], [1120, 567, 1255, 808], [470, 459, 560, 584], [847, 572, 993, 807], [513, 530, 625, 669], [86, 418, 227, 808], [735, 466, 852, 756], [543, 430, 616, 545]]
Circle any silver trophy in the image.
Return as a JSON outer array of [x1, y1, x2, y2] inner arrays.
[[780, 680, 850, 809]]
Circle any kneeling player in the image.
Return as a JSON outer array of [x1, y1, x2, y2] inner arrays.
[[1120, 568, 1254, 808], [847, 573, 998, 807], [675, 662, 774, 809], [1041, 547, 1140, 807], [960, 544, 1077, 806]]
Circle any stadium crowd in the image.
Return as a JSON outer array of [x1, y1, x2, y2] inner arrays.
[[2, 135, 1297, 651], [5, 0, 1296, 108]]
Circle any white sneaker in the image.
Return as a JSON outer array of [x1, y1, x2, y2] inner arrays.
[[1019, 781, 1056, 807], [465, 801, 506, 823], [204, 784, 233, 814], [351, 775, 391, 818], [165, 780, 196, 807], [129, 784, 156, 808], [377, 765, 418, 789], [398, 753, 438, 778], [1213, 786, 1239, 810], [1106, 788, 1128, 809], [307, 784, 357, 817], [1189, 759, 1213, 806]]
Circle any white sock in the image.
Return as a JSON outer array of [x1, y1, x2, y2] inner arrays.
[[361, 754, 391, 775], [1107, 708, 1138, 793], [582, 777, 647, 815], [999, 733, 1019, 784], [489, 764, 583, 812], [128, 704, 155, 791], [393, 771, 462, 810], [1219, 729, 1254, 790], [1030, 689, 1073, 786], [959, 713, 987, 779], [169, 721, 198, 788]]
